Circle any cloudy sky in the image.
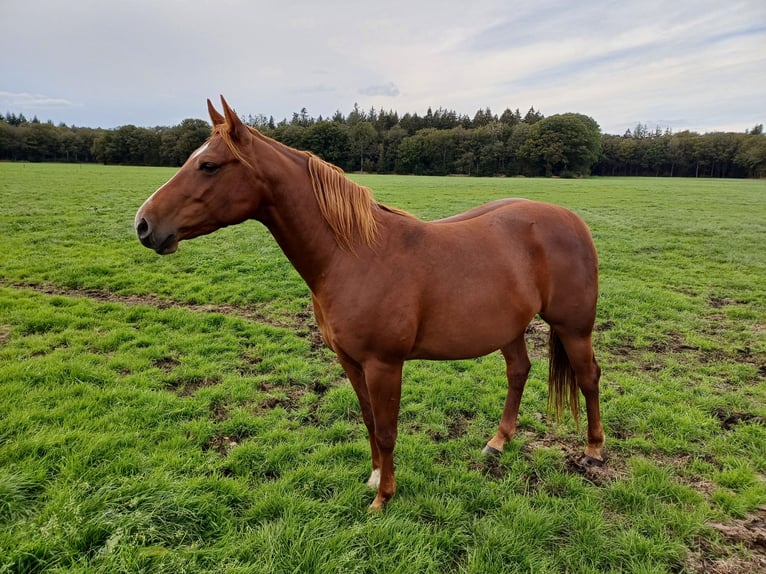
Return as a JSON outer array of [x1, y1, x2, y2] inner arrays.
[[1, 0, 764, 134]]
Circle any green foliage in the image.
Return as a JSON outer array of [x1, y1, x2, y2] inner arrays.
[[596, 127, 766, 178], [0, 164, 765, 571], [520, 113, 602, 176]]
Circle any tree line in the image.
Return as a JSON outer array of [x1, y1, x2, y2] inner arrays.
[[1, 106, 764, 178]]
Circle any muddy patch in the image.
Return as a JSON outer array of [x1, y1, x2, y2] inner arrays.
[[709, 296, 747, 309], [429, 410, 473, 442], [166, 374, 223, 396], [520, 430, 623, 486], [7, 281, 300, 329], [687, 506, 766, 573], [238, 354, 263, 376], [712, 408, 766, 430], [648, 331, 697, 354], [295, 305, 326, 353], [524, 318, 549, 359], [469, 454, 505, 479], [710, 507, 766, 552], [152, 356, 180, 372], [203, 434, 240, 456], [209, 399, 229, 422], [256, 382, 323, 425]]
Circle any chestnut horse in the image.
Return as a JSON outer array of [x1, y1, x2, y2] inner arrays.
[[135, 97, 604, 510]]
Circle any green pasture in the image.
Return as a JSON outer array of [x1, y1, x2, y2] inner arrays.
[[1, 162, 764, 572]]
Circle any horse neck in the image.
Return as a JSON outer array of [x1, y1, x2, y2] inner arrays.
[[253, 138, 341, 290]]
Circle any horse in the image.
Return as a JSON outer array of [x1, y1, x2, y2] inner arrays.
[[135, 96, 605, 511]]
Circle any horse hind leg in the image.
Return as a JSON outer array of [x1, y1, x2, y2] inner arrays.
[[550, 327, 605, 463], [483, 335, 531, 455]]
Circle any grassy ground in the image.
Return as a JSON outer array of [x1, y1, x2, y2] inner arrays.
[[1, 163, 764, 573]]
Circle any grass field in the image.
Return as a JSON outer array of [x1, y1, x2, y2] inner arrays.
[[1, 162, 765, 573]]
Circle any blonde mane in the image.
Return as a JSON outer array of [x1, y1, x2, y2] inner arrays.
[[214, 123, 413, 250], [307, 154, 383, 250]]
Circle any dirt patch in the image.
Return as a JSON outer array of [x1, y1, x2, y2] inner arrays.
[[709, 297, 747, 309], [296, 305, 327, 353], [710, 507, 766, 552], [524, 318, 549, 359], [564, 452, 616, 486], [238, 354, 263, 375], [309, 379, 330, 396], [258, 384, 315, 412], [0, 325, 10, 345], [255, 382, 323, 426], [6, 281, 300, 330], [519, 430, 624, 486], [429, 410, 473, 442], [648, 331, 698, 354], [152, 356, 180, 372], [468, 428, 624, 485], [469, 454, 505, 479], [260, 395, 294, 410], [595, 320, 615, 332], [687, 506, 766, 573], [712, 408, 766, 430], [209, 400, 229, 422], [447, 415, 469, 439], [166, 375, 223, 396], [203, 434, 240, 456]]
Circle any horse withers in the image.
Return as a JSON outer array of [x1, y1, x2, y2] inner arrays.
[[135, 97, 605, 510]]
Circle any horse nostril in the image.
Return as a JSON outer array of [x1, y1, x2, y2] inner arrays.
[[136, 217, 150, 240]]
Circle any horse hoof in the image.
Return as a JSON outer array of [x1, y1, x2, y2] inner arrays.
[[577, 455, 604, 468], [482, 444, 502, 457], [368, 495, 387, 513]]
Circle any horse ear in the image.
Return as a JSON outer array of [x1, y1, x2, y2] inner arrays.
[[220, 95, 244, 135], [207, 99, 225, 126]]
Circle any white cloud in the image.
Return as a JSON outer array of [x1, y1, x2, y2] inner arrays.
[[0, 92, 78, 110], [358, 83, 400, 97], [0, 0, 763, 132]]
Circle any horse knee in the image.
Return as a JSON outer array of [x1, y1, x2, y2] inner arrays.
[[577, 360, 601, 395], [374, 429, 397, 452]]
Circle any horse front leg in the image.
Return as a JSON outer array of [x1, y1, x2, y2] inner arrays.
[[484, 336, 531, 455], [363, 359, 403, 511], [336, 352, 381, 488]]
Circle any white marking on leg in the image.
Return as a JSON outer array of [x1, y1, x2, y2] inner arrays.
[[367, 468, 380, 490]]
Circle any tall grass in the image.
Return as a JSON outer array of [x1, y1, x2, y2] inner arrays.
[[0, 163, 764, 572]]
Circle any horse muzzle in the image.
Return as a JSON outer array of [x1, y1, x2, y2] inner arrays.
[[135, 214, 179, 255]]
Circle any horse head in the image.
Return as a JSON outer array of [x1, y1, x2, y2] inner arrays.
[[135, 96, 266, 254]]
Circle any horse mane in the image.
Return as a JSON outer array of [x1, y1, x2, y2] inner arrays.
[[214, 123, 415, 250], [306, 155, 382, 250]]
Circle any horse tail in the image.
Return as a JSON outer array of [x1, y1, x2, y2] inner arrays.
[[547, 330, 580, 424]]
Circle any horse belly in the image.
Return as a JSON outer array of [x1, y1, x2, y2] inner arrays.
[[402, 223, 543, 360], [408, 276, 538, 360]]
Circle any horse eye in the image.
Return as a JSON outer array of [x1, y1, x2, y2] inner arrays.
[[199, 162, 219, 174]]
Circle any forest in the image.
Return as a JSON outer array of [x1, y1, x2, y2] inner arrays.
[[1, 105, 764, 178]]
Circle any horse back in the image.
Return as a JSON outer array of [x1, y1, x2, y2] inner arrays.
[[433, 198, 530, 223], [424, 198, 599, 327]]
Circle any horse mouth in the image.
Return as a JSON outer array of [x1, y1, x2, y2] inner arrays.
[[156, 234, 179, 255]]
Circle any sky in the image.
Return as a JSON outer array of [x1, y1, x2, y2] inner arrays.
[[1, 0, 764, 135]]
